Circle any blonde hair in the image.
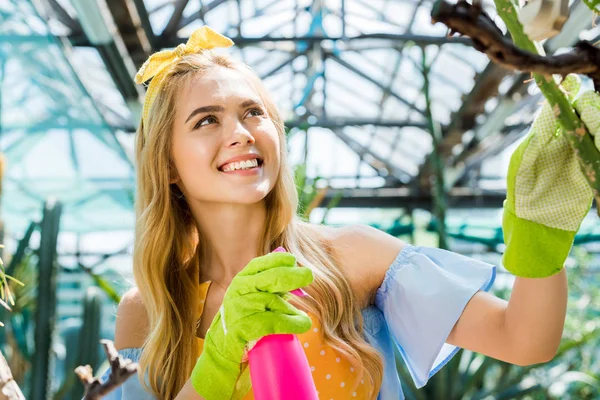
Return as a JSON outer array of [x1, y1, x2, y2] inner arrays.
[[133, 51, 383, 399]]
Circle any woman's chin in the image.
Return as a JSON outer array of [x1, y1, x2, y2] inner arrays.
[[223, 185, 272, 205]]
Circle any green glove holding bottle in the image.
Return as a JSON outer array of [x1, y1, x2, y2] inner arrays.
[[503, 74, 600, 278], [191, 252, 313, 400]]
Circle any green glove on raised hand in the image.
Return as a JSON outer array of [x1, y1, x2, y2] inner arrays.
[[191, 252, 313, 400], [503, 74, 600, 278]]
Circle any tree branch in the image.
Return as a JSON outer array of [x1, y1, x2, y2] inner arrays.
[[431, 0, 600, 89], [431, 0, 600, 211], [0, 350, 25, 400], [75, 340, 138, 400]]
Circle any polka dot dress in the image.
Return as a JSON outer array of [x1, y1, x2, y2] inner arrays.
[[195, 281, 374, 399]]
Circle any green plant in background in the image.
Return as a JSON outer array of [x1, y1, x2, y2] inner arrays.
[[0, 199, 123, 397], [31, 199, 61, 400], [0, 246, 25, 325], [397, 247, 600, 400], [582, 0, 600, 14], [294, 163, 342, 223], [3, 252, 37, 384], [76, 265, 121, 305], [53, 286, 104, 400]]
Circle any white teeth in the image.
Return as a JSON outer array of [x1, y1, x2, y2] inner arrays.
[[222, 158, 259, 172]]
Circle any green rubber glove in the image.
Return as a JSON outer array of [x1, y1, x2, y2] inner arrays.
[[503, 74, 600, 278], [191, 252, 313, 400]]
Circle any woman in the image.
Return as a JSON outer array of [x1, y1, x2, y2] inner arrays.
[[104, 26, 599, 399]]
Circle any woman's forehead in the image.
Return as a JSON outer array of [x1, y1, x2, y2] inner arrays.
[[179, 67, 259, 105]]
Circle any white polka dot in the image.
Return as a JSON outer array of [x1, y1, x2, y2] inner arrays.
[[352, 392, 357, 397], [361, 379, 364, 384], [326, 374, 331, 380], [303, 342, 309, 348], [313, 327, 319, 332], [311, 366, 315, 372], [350, 367, 354, 372], [335, 357, 340, 363], [320, 350, 325, 356], [340, 382, 345, 387]]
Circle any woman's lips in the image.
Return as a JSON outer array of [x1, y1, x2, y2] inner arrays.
[[219, 164, 262, 176]]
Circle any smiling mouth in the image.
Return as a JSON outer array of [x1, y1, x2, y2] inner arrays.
[[218, 158, 264, 172]]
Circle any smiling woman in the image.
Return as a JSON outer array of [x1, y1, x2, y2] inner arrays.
[[99, 24, 575, 400], [115, 27, 390, 399], [169, 66, 279, 206]]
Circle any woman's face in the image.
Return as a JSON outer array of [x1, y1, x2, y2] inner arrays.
[[170, 66, 281, 205]]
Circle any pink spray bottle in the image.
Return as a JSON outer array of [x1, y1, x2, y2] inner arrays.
[[247, 247, 319, 400]]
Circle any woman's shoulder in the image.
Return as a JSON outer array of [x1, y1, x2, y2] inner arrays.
[[114, 286, 150, 350], [313, 223, 406, 306]]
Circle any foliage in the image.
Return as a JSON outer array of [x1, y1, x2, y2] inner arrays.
[[293, 163, 342, 223]]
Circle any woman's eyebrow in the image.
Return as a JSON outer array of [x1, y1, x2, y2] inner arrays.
[[185, 105, 225, 123], [240, 99, 263, 108]]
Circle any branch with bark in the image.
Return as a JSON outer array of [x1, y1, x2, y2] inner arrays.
[[75, 340, 138, 400], [431, 0, 600, 89], [431, 0, 600, 209], [0, 350, 25, 400]]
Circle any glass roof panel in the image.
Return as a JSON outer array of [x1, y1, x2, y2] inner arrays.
[[1, 0, 134, 233]]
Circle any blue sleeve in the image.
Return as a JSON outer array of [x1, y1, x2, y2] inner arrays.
[[374, 244, 496, 389], [96, 348, 158, 400]]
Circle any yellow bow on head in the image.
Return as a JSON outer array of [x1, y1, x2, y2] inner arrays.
[[135, 26, 234, 132]]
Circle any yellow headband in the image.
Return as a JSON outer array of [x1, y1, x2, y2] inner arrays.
[[134, 26, 234, 133]]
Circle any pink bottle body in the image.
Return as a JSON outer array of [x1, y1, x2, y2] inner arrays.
[[247, 247, 318, 400]]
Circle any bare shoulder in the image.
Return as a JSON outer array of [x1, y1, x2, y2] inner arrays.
[[114, 286, 150, 350], [316, 224, 406, 307]]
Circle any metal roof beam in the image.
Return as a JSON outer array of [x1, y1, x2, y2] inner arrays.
[[321, 186, 506, 209], [162, 0, 191, 37], [328, 54, 426, 117], [160, 33, 472, 48], [286, 118, 428, 129]]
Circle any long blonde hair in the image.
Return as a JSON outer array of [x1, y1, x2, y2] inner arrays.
[[133, 51, 383, 399]]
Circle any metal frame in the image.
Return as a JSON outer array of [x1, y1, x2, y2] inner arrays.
[[30, 0, 598, 209]]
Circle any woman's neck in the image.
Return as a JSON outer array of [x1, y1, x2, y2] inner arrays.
[[192, 200, 267, 285]]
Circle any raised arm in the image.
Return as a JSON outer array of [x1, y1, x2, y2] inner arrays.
[[331, 223, 565, 366]]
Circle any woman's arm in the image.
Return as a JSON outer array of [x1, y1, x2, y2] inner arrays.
[[446, 269, 567, 365], [330, 223, 567, 366]]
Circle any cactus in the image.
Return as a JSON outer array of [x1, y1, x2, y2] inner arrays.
[[54, 286, 104, 400], [73, 286, 103, 399], [30, 199, 62, 400]]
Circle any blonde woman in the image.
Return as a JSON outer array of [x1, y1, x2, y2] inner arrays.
[[101, 26, 600, 400]]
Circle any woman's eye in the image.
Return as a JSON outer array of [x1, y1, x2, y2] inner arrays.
[[194, 116, 217, 129], [247, 108, 264, 118]]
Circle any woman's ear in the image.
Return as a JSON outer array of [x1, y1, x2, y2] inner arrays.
[[169, 162, 180, 184]]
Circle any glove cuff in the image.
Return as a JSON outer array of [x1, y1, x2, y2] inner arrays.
[[502, 205, 574, 278], [191, 340, 241, 400]]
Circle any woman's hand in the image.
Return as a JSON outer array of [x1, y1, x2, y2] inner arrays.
[[502, 74, 600, 278], [190, 252, 313, 400]]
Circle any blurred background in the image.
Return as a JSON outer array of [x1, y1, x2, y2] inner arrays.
[[0, 0, 599, 398]]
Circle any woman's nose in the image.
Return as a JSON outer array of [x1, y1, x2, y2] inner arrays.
[[226, 120, 255, 147]]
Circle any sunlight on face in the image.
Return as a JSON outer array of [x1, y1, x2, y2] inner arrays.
[[171, 66, 281, 206]]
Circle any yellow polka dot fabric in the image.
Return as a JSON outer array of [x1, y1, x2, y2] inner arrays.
[[196, 281, 374, 399]]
